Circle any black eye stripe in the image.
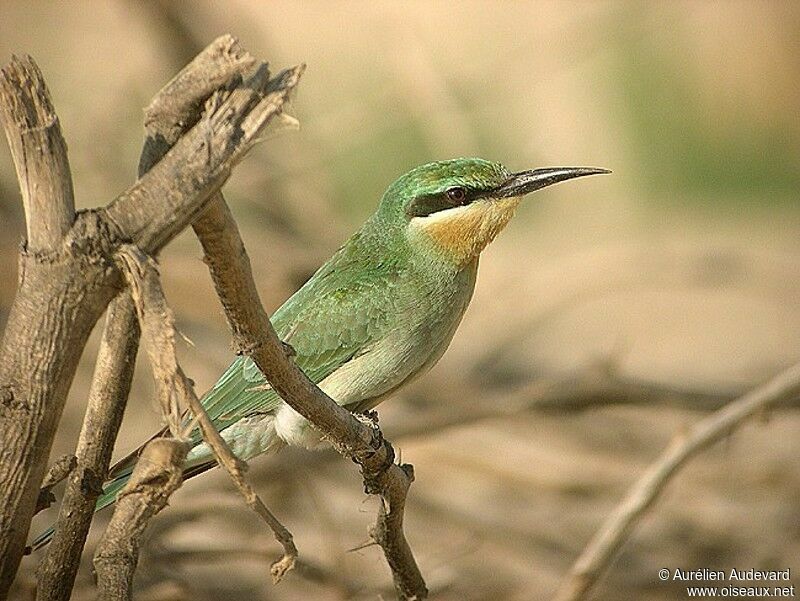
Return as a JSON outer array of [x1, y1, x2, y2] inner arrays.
[[406, 187, 485, 218]]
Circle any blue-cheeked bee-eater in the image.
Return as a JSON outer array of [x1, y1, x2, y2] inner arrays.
[[32, 158, 608, 549]]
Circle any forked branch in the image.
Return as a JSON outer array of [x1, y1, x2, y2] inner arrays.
[[36, 39, 257, 600], [0, 40, 301, 594]]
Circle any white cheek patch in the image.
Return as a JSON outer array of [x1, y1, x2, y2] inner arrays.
[[409, 203, 474, 228]]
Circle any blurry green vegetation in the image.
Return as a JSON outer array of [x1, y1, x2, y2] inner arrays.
[[329, 117, 433, 219], [612, 12, 800, 206]]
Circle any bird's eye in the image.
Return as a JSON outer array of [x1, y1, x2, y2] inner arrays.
[[445, 187, 467, 205]]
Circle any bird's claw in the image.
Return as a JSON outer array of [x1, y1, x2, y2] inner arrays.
[[281, 340, 296, 359], [355, 410, 380, 429]]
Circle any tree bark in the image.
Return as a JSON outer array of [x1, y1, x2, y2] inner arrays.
[[0, 44, 302, 597], [93, 439, 188, 601]]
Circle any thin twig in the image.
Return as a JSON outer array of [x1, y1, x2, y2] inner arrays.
[[90, 249, 192, 601], [117, 244, 297, 582], [555, 362, 800, 601]]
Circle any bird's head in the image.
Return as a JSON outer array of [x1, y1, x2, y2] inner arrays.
[[375, 158, 608, 266]]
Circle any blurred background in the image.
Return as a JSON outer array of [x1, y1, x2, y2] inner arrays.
[[1, 2, 799, 599]]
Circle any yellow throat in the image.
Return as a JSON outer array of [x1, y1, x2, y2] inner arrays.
[[409, 196, 521, 266]]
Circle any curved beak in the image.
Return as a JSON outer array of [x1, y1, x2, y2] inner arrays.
[[493, 167, 610, 198]]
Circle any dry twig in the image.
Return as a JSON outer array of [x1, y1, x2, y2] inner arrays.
[[117, 245, 298, 582], [36, 38, 256, 600], [555, 362, 800, 601], [93, 439, 189, 601], [135, 36, 299, 583]]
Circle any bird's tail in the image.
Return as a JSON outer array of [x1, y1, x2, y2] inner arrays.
[[28, 470, 132, 552], [29, 456, 220, 553], [28, 357, 276, 553], [28, 457, 216, 552]]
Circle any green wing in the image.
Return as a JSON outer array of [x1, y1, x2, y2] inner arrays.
[[197, 239, 400, 435]]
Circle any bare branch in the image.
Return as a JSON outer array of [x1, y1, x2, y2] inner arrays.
[[192, 186, 428, 599], [104, 62, 303, 254], [0, 39, 302, 594], [555, 362, 800, 601], [93, 439, 188, 601], [88, 248, 193, 601], [34, 39, 254, 598], [0, 55, 75, 251], [35, 296, 139, 599]]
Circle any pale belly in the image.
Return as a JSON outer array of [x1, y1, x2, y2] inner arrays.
[[274, 259, 478, 450]]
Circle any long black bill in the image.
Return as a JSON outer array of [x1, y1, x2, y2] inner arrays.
[[493, 167, 610, 198]]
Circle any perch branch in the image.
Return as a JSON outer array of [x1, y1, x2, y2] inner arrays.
[[192, 184, 427, 599], [0, 54, 74, 251], [555, 362, 800, 601]]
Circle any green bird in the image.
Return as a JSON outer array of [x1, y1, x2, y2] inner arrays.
[[32, 158, 607, 550]]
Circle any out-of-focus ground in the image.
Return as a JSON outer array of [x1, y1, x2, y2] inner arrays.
[[2, 2, 799, 599]]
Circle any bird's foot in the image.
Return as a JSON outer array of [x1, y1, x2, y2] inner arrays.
[[355, 410, 380, 429]]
